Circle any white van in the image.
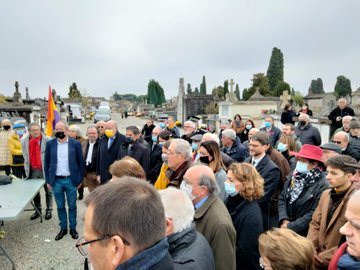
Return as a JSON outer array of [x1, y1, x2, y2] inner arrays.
[[94, 106, 111, 123]]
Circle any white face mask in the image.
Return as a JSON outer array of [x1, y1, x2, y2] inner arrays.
[[180, 181, 196, 201]]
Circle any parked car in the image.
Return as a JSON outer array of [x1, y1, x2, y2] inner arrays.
[[94, 106, 111, 123]]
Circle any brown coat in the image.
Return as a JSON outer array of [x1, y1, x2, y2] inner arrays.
[[194, 194, 237, 270], [307, 185, 356, 269]]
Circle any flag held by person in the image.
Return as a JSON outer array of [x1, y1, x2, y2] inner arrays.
[[46, 86, 60, 137]]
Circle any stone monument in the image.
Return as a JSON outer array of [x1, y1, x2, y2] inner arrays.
[[25, 87, 30, 100], [279, 90, 291, 109], [13, 81, 23, 104], [225, 79, 238, 102], [177, 78, 185, 123]]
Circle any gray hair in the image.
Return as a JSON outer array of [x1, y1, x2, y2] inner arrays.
[[202, 133, 220, 145], [27, 122, 41, 130], [184, 121, 196, 129], [69, 124, 82, 137], [159, 188, 194, 234], [222, 129, 236, 141], [87, 125, 97, 132], [171, 138, 192, 160], [198, 173, 219, 196]]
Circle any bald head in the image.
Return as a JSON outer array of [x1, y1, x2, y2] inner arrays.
[[248, 128, 260, 140], [183, 165, 218, 204], [152, 126, 163, 137], [299, 113, 310, 122], [106, 120, 118, 130], [333, 131, 349, 150], [201, 133, 220, 145]]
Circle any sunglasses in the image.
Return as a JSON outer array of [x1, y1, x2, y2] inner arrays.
[[332, 141, 342, 144]]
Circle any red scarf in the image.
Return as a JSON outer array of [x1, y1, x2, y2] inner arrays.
[[29, 134, 42, 170]]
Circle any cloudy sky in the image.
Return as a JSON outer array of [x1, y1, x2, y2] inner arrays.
[[0, 0, 359, 100]]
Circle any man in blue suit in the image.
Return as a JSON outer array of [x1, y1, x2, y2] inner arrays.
[[45, 121, 84, 241]]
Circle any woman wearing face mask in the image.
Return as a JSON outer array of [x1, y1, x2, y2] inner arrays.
[[278, 144, 328, 236], [198, 141, 227, 201], [240, 119, 255, 143], [8, 122, 26, 178], [154, 140, 172, 190], [231, 114, 245, 140], [276, 134, 297, 171], [148, 131, 171, 184], [225, 163, 264, 270]]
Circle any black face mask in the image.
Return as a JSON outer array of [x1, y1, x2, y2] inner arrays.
[[55, 131, 66, 139], [125, 137, 134, 144], [200, 156, 210, 164], [3, 126, 11, 130], [300, 121, 307, 126]]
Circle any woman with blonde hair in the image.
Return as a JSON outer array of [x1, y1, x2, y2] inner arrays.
[[258, 228, 315, 270], [109, 157, 146, 180], [225, 163, 264, 270], [198, 140, 227, 201]]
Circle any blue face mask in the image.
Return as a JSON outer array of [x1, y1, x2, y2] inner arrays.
[[296, 161, 309, 174], [159, 123, 166, 129], [16, 130, 24, 136], [264, 122, 272, 128], [277, 142, 287, 152], [151, 135, 158, 143], [192, 142, 199, 151], [224, 182, 238, 197], [246, 124, 252, 130]]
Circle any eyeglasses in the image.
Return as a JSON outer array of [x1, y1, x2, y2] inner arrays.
[[259, 257, 271, 269], [75, 235, 130, 256], [332, 140, 342, 144], [97, 126, 104, 129]]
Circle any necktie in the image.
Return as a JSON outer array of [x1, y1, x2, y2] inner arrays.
[[252, 160, 256, 167], [108, 137, 113, 149]]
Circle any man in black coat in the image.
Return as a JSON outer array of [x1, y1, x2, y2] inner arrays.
[[148, 127, 168, 184], [96, 120, 126, 184], [221, 129, 248, 162], [245, 131, 281, 230], [119, 126, 150, 177], [328, 98, 355, 137]]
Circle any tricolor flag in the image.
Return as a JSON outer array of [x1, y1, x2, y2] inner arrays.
[[46, 86, 60, 136]]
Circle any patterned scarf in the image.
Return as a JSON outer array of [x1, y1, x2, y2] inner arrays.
[[289, 168, 322, 204]]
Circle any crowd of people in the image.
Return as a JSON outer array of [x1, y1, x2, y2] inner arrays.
[[0, 97, 359, 270]]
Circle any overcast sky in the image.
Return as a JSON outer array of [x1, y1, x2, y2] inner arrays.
[[0, 0, 359, 100]]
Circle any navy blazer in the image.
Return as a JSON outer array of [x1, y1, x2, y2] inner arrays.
[[44, 137, 84, 186], [96, 131, 126, 184], [245, 154, 280, 230]]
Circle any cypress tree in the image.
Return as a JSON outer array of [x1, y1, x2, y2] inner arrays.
[[235, 84, 240, 100], [334, 75, 352, 98], [200, 75, 207, 94], [266, 47, 284, 93]]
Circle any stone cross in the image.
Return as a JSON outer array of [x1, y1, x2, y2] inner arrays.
[[229, 79, 235, 93], [280, 90, 291, 109]]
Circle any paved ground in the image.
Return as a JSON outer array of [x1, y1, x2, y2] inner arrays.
[[0, 114, 152, 270]]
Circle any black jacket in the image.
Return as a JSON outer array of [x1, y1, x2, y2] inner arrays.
[[119, 139, 150, 177], [141, 124, 155, 143], [96, 131, 126, 184], [226, 195, 263, 270], [245, 155, 280, 230], [295, 123, 322, 146], [281, 110, 296, 125], [222, 137, 248, 162], [168, 223, 215, 270], [148, 144, 164, 183], [328, 106, 355, 129], [278, 172, 328, 236]]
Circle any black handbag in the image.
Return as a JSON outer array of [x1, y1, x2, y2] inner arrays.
[[0, 175, 12, 185], [12, 155, 24, 165]]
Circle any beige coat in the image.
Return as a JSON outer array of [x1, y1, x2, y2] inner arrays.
[[0, 130, 12, 166], [194, 194, 237, 270], [307, 185, 356, 269]]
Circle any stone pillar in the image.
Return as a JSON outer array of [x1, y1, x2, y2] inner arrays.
[[177, 78, 185, 123]]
